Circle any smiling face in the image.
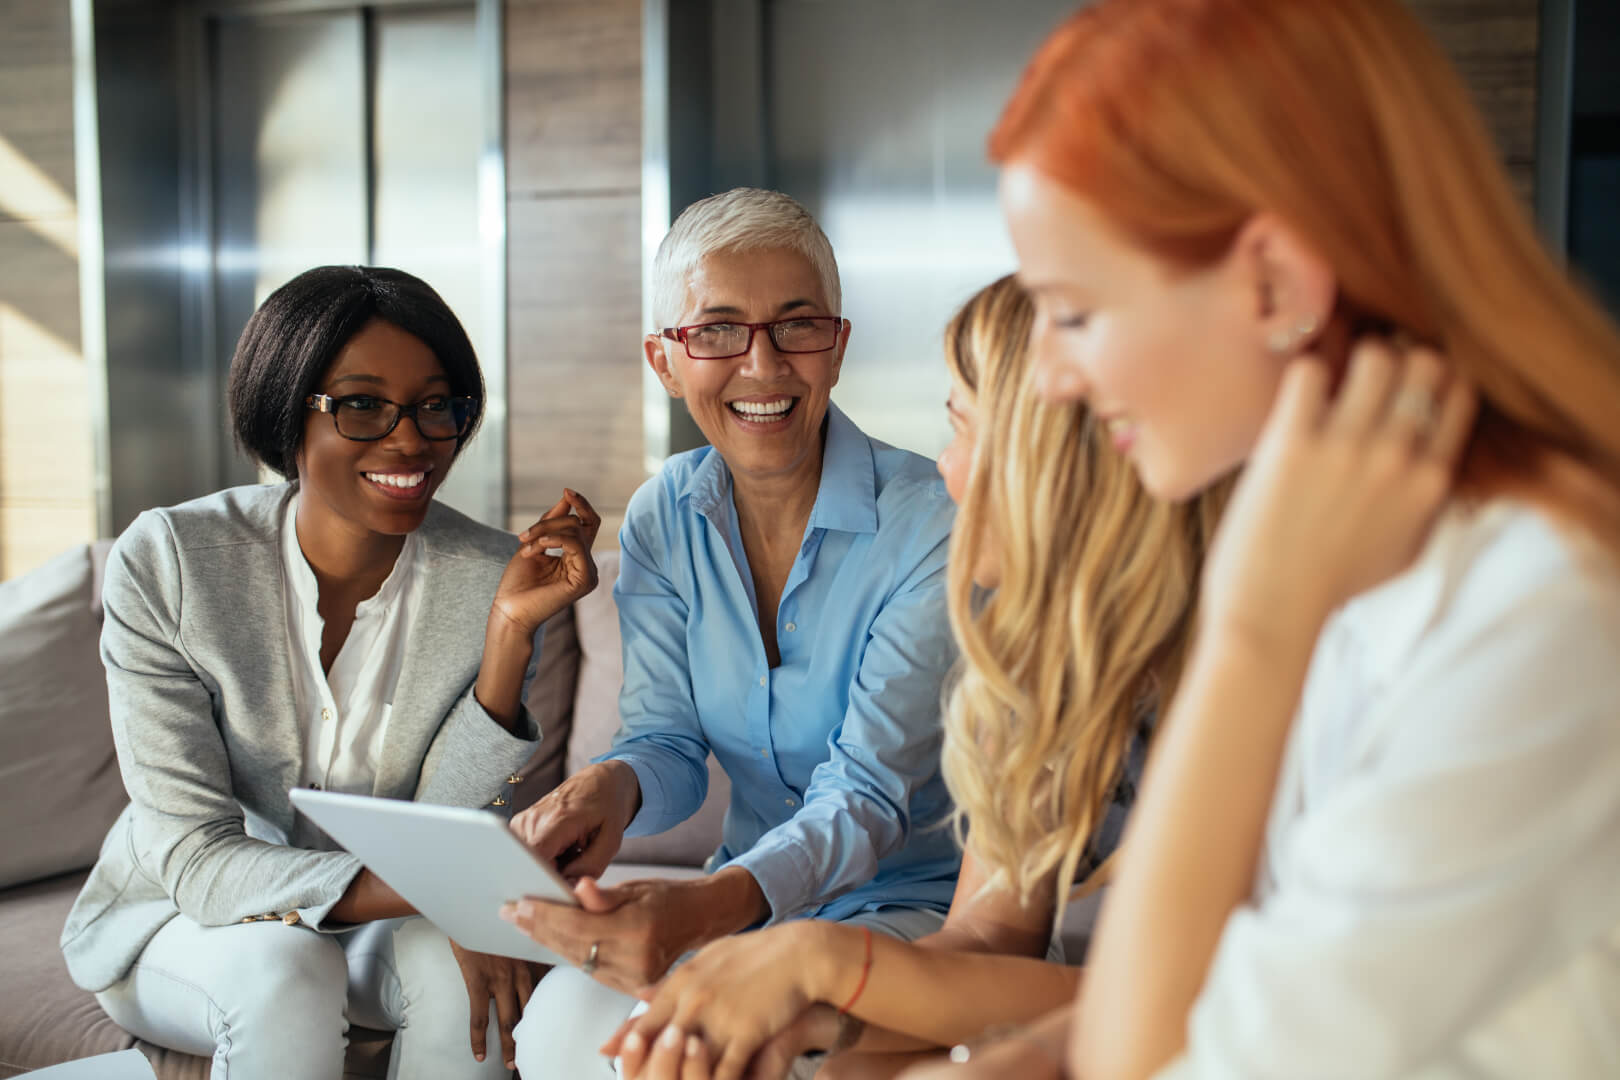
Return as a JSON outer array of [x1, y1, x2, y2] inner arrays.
[[999, 162, 1283, 501], [296, 317, 458, 538], [646, 247, 848, 488]]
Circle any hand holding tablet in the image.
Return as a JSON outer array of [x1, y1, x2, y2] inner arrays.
[[289, 788, 579, 963]]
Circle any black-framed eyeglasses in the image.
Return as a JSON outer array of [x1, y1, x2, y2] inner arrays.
[[659, 315, 844, 360], [305, 393, 478, 442]]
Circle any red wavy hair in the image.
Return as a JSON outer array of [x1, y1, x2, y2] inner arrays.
[[991, 0, 1620, 543]]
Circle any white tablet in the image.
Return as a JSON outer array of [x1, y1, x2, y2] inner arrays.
[[289, 788, 578, 964]]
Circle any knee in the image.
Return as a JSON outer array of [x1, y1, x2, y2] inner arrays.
[[390, 917, 464, 1005], [514, 967, 634, 1077], [224, 928, 348, 1034], [388, 918, 493, 1044]]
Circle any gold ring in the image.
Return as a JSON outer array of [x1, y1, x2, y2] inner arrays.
[[1391, 387, 1438, 433]]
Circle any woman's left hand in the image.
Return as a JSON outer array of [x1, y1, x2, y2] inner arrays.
[[1201, 337, 1476, 653], [491, 488, 601, 636], [447, 939, 541, 1071], [605, 922, 831, 1080], [626, 1026, 717, 1080]]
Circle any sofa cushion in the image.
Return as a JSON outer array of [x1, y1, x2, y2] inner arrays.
[[567, 550, 730, 868], [0, 871, 393, 1079], [511, 604, 581, 801], [0, 542, 129, 890]]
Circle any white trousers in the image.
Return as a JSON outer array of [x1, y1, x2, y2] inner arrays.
[[94, 914, 511, 1080], [511, 906, 948, 1080]]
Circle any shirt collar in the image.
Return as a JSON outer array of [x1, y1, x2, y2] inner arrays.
[[680, 403, 879, 535], [282, 491, 421, 618]]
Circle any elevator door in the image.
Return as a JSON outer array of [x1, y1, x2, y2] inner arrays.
[[204, 2, 500, 523], [652, 0, 1079, 460]]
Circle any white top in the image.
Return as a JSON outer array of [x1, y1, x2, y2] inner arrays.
[[1160, 502, 1620, 1079], [282, 493, 425, 796]]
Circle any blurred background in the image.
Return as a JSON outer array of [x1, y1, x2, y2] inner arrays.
[[0, 0, 1614, 580]]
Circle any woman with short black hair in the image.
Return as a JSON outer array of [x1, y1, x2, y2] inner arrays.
[[61, 265, 599, 1080]]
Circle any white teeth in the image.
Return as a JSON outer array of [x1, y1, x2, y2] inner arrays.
[[365, 472, 426, 489], [730, 398, 794, 418]]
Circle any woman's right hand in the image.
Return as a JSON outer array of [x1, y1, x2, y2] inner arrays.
[[449, 939, 540, 1071], [510, 760, 641, 880], [606, 921, 849, 1080], [1200, 338, 1475, 653], [491, 489, 602, 637]]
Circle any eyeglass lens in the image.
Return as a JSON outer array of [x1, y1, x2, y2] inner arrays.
[[333, 397, 470, 440], [685, 318, 838, 358]]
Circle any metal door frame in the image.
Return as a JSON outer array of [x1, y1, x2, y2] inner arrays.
[[80, 0, 507, 530]]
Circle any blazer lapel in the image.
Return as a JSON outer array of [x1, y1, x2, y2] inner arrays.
[[371, 528, 493, 798], [188, 485, 306, 822]]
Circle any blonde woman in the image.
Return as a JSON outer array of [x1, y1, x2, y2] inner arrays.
[[601, 275, 1226, 1080]]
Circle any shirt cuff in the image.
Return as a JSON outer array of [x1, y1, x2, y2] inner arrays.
[[603, 750, 678, 837], [417, 692, 543, 809], [293, 852, 367, 932], [727, 836, 819, 926]]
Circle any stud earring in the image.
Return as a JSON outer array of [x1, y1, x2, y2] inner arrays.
[[1268, 316, 1319, 355]]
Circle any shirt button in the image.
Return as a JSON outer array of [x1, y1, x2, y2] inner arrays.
[[760, 749, 769, 758], [785, 798, 796, 807], [320, 708, 331, 722], [784, 622, 797, 633], [759, 675, 767, 687], [281, 911, 302, 926]]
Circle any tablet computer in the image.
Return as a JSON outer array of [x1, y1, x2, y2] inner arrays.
[[289, 788, 578, 964]]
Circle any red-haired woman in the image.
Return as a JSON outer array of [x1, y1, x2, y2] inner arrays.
[[930, 1, 1620, 1078]]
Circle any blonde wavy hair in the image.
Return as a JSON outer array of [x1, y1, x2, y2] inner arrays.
[[940, 275, 1229, 912]]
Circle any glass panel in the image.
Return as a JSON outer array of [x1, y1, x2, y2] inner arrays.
[[765, 0, 1077, 458], [211, 10, 369, 486], [371, 3, 496, 523]]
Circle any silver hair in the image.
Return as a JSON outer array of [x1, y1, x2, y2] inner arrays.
[[651, 187, 842, 329]]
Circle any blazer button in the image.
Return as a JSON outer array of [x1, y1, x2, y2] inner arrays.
[[282, 911, 302, 926], [491, 796, 508, 807], [507, 774, 523, 785], [241, 916, 256, 924]]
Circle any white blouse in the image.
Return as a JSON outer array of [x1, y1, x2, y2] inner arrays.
[[282, 494, 425, 796], [1161, 501, 1620, 1078]]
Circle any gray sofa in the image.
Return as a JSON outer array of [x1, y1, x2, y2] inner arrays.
[[0, 539, 1099, 1078], [0, 545, 726, 1078]]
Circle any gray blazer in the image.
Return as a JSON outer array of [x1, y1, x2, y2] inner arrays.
[[61, 483, 544, 992]]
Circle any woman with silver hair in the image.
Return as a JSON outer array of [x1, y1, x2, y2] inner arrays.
[[503, 188, 963, 1077]]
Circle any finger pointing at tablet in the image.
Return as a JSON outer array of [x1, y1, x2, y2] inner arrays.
[[509, 760, 643, 880]]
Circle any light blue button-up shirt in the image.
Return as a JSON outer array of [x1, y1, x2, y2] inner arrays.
[[601, 404, 962, 924]]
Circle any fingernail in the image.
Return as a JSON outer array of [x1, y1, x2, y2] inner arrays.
[[660, 1026, 684, 1049], [498, 903, 515, 923], [686, 1035, 703, 1059], [623, 1031, 643, 1053], [506, 1061, 515, 1070], [474, 1053, 484, 1062]]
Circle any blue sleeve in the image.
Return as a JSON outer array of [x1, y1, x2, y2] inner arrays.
[[731, 512, 956, 923], [595, 495, 713, 836]]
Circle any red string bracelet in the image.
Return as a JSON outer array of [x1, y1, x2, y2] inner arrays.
[[838, 925, 873, 1015]]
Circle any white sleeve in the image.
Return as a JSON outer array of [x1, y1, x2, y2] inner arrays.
[[1159, 577, 1620, 1080]]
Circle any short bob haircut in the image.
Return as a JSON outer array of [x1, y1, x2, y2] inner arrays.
[[227, 265, 485, 480], [651, 187, 841, 329]]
